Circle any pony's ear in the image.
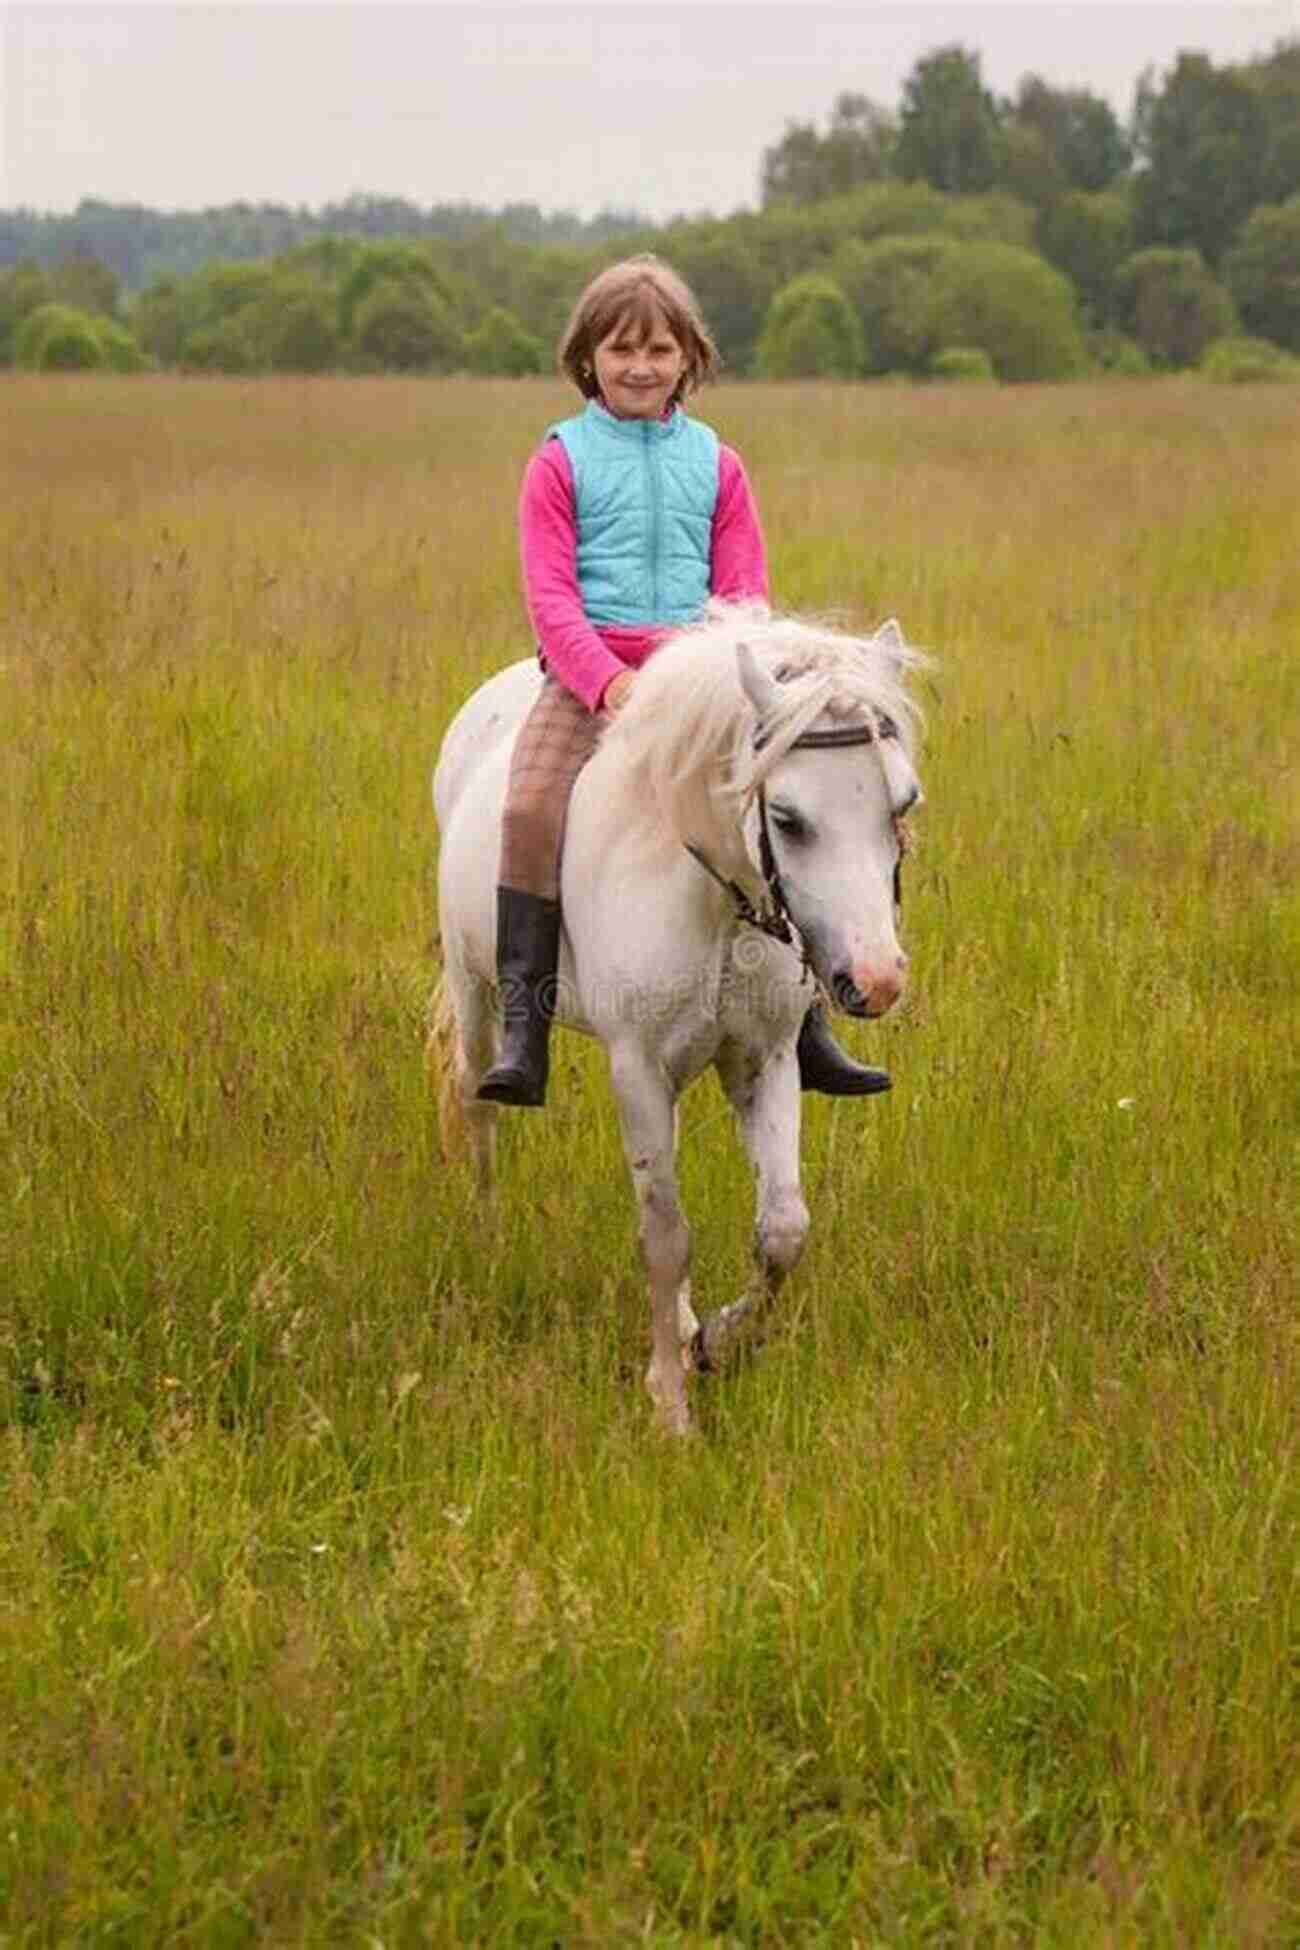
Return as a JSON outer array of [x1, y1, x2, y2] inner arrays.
[[736, 641, 779, 732], [870, 618, 908, 671]]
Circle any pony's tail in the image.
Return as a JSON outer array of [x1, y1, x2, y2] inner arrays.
[[424, 972, 467, 1163]]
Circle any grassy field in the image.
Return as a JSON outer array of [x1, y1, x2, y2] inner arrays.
[[1, 373, 1297, 1945]]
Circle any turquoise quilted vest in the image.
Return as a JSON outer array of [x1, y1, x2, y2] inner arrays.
[[549, 401, 720, 626]]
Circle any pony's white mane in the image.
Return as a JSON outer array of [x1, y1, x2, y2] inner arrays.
[[599, 602, 926, 858]]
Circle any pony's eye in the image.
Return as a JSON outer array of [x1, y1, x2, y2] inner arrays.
[[769, 806, 809, 843]]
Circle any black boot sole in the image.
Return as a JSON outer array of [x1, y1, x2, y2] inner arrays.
[[803, 1071, 892, 1098], [477, 1068, 547, 1108]]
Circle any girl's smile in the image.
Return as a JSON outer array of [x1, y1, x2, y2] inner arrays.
[[593, 307, 687, 420]]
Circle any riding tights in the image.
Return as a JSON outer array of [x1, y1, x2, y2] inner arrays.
[[498, 677, 603, 901]]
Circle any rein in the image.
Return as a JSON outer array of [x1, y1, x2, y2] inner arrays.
[[685, 713, 906, 964]]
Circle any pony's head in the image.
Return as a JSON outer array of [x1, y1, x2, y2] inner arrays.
[[604, 603, 928, 1018]]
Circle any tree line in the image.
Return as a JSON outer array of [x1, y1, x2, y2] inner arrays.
[[3, 41, 1298, 382]]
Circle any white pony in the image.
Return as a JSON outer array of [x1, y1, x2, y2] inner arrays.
[[432, 605, 925, 1435]]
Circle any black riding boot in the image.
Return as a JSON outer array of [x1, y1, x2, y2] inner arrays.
[[477, 888, 563, 1108], [796, 1001, 891, 1097]]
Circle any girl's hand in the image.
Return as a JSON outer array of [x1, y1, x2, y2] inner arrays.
[[602, 670, 636, 716]]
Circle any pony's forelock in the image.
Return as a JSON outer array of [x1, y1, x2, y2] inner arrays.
[[601, 603, 927, 858]]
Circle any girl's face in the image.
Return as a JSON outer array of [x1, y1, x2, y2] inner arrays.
[[592, 304, 687, 420]]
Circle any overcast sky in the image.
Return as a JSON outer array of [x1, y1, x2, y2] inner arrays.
[[4, 1, 1297, 220]]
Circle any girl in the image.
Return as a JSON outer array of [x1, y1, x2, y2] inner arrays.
[[478, 253, 889, 1107]]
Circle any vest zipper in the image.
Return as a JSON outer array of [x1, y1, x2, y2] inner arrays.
[[644, 422, 662, 619]]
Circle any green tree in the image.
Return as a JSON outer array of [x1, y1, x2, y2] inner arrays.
[[826, 180, 1034, 251], [185, 259, 275, 330], [896, 46, 1002, 194], [1222, 194, 1300, 351], [92, 317, 148, 372], [14, 302, 105, 371], [1201, 333, 1299, 381], [738, 201, 847, 293], [992, 122, 1067, 215], [1038, 189, 1135, 326], [514, 246, 604, 354], [49, 252, 120, 317], [276, 235, 365, 285], [831, 234, 961, 375], [1086, 329, 1151, 376], [761, 93, 895, 206], [352, 277, 464, 372], [821, 92, 896, 192], [759, 121, 829, 209], [1247, 38, 1300, 206], [755, 272, 864, 378], [0, 260, 52, 364], [254, 275, 340, 372], [181, 313, 263, 373], [130, 278, 186, 365], [930, 344, 996, 382], [1006, 77, 1131, 194], [1114, 247, 1238, 367], [464, 305, 544, 376], [337, 243, 456, 344], [175, 260, 340, 371], [170, 259, 277, 366], [921, 242, 1085, 380], [664, 227, 770, 373], [1132, 53, 1270, 263]]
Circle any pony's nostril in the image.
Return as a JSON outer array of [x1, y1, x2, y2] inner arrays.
[[831, 970, 869, 1016]]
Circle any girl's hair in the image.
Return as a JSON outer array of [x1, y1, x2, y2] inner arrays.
[[557, 254, 720, 402]]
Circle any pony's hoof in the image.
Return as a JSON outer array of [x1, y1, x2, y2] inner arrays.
[[646, 1371, 693, 1438], [656, 1405, 695, 1439]]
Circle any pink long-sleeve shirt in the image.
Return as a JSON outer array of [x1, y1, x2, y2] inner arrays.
[[518, 432, 769, 713]]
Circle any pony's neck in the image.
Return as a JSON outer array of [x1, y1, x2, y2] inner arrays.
[[587, 720, 756, 886], [688, 805, 759, 891]]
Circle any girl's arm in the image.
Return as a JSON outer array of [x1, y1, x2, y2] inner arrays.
[[710, 447, 770, 605], [518, 442, 628, 714]]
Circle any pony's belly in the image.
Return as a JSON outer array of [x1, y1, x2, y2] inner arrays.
[[564, 924, 805, 1074], [551, 937, 596, 1038]]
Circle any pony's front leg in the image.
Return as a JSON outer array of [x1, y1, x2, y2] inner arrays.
[[698, 1047, 809, 1371], [609, 1043, 693, 1437]]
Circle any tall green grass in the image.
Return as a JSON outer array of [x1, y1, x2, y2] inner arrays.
[[1, 375, 1297, 1944]]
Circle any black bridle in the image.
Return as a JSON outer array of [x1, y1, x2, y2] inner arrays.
[[684, 713, 906, 967]]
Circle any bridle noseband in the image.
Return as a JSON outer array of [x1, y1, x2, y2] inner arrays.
[[684, 712, 907, 971]]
